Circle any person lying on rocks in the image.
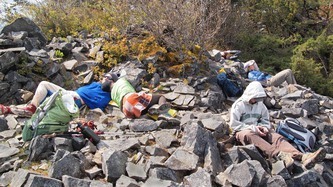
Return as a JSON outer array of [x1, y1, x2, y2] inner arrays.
[[0, 73, 113, 117], [102, 73, 174, 120], [243, 60, 297, 87], [229, 81, 326, 169]]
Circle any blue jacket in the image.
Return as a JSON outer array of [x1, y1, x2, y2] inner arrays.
[[248, 70, 272, 81], [76, 82, 111, 110]]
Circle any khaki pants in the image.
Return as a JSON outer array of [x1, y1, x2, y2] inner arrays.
[[268, 69, 296, 87], [236, 130, 302, 159], [31, 81, 80, 107]]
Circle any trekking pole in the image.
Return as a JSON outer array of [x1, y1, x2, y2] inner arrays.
[[31, 90, 60, 139]]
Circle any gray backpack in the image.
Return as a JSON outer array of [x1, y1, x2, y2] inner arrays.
[[276, 118, 316, 153]]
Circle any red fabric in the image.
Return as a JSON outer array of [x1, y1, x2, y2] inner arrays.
[[122, 92, 152, 118], [0, 104, 11, 114]]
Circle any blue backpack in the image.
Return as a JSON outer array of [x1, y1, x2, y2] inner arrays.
[[276, 118, 316, 153], [217, 72, 243, 97]]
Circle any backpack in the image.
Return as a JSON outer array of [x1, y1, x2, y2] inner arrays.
[[217, 72, 243, 97], [276, 118, 316, 153], [22, 90, 80, 141]]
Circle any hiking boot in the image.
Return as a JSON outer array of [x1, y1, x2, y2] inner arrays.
[[148, 103, 171, 115], [157, 113, 179, 124], [0, 104, 11, 115], [23, 104, 37, 116], [277, 152, 294, 168], [302, 147, 326, 169]]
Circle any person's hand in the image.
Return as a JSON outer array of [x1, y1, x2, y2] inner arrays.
[[257, 126, 269, 136], [252, 125, 269, 136]]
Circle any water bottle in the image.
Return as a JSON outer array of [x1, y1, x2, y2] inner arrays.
[[77, 123, 100, 145]]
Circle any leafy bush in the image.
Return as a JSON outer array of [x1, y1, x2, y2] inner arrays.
[[291, 31, 333, 97]]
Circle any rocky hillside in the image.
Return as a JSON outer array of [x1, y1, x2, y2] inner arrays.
[[1, 17, 333, 187]]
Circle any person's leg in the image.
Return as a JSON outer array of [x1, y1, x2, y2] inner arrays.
[[236, 129, 277, 158], [265, 132, 302, 159], [31, 81, 65, 107], [141, 94, 166, 115], [268, 69, 296, 87], [284, 69, 297, 84]]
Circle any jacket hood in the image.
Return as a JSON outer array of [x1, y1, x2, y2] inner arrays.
[[241, 81, 266, 102]]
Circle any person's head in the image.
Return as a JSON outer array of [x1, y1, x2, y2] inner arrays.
[[101, 72, 118, 92], [249, 97, 266, 104], [248, 64, 256, 71], [241, 81, 267, 104], [244, 60, 259, 72]]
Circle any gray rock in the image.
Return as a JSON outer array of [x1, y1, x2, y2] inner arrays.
[[173, 83, 195, 95], [126, 162, 147, 181], [0, 51, 18, 74], [208, 49, 222, 62], [49, 152, 84, 180], [0, 170, 16, 187], [183, 167, 212, 187], [129, 119, 158, 132], [288, 170, 325, 186], [149, 167, 184, 183], [62, 175, 91, 187], [247, 160, 269, 186], [164, 92, 180, 101], [85, 166, 103, 180], [199, 89, 225, 111], [0, 129, 15, 139], [53, 137, 73, 152], [28, 49, 48, 57], [281, 90, 304, 100], [45, 62, 61, 78], [0, 144, 19, 161], [116, 175, 139, 187], [239, 144, 270, 171], [145, 146, 170, 157], [1, 17, 47, 46], [102, 149, 128, 182], [216, 160, 256, 187], [181, 121, 208, 159], [62, 175, 111, 187], [63, 59, 78, 70], [28, 136, 52, 161], [147, 156, 167, 167], [142, 177, 181, 187], [164, 148, 199, 171], [292, 99, 319, 116], [88, 44, 102, 58], [25, 175, 63, 187], [10, 168, 39, 187], [266, 175, 287, 187], [98, 138, 140, 152], [281, 107, 305, 118], [220, 146, 250, 168], [153, 129, 178, 149], [200, 118, 226, 140], [0, 157, 18, 173], [0, 118, 9, 132], [5, 115, 18, 130], [172, 94, 186, 106], [204, 132, 223, 175]]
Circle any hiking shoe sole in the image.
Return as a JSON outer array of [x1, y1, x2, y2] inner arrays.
[[302, 147, 326, 169], [148, 103, 171, 115]]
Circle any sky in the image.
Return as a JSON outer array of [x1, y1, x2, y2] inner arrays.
[[0, 0, 37, 30]]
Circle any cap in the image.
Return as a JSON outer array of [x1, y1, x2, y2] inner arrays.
[[104, 73, 119, 82]]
